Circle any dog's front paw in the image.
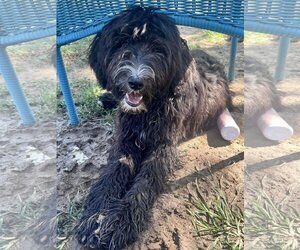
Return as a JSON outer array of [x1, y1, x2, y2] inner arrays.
[[77, 213, 119, 250], [77, 212, 107, 249], [78, 200, 137, 250]]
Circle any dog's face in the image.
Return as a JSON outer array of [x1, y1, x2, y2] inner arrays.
[[89, 8, 191, 114], [108, 38, 172, 113]]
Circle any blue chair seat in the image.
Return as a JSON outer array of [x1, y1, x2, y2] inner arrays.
[[0, 0, 56, 46]]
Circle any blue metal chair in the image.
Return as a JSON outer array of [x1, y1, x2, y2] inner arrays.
[[0, 0, 56, 126], [57, 0, 300, 125], [57, 0, 244, 125], [245, 0, 300, 81]]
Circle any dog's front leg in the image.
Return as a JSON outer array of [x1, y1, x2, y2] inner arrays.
[[90, 146, 175, 250], [77, 148, 135, 247]]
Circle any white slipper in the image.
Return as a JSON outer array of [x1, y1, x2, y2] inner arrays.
[[217, 108, 240, 141], [257, 108, 293, 141]]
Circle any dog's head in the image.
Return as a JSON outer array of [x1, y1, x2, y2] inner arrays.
[[89, 7, 191, 114]]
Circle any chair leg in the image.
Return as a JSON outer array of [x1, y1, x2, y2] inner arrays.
[[228, 37, 239, 81], [274, 37, 290, 82], [56, 46, 80, 125], [0, 46, 35, 125]]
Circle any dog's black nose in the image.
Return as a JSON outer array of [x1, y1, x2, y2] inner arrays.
[[128, 80, 144, 90]]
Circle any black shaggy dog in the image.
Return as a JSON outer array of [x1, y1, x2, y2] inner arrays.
[[77, 7, 231, 249]]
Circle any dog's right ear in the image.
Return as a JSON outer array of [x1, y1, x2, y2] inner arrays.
[[88, 33, 108, 89]]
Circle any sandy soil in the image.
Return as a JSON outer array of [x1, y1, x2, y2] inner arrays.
[[1, 27, 299, 250], [243, 42, 300, 247]]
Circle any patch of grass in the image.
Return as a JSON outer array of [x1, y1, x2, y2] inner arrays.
[[245, 32, 274, 45], [0, 190, 42, 250], [246, 182, 300, 249], [0, 80, 57, 120], [203, 30, 227, 43], [58, 78, 115, 122], [57, 192, 85, 250], [185, 30, 227, 49], [0, 190, 86, 250], [189, 178, 244, 249], [7, 37, 55, 66], [26, 80, 57, 119], [0, 81, 13, 113], [0, 84, 13, 113], [62, 37, 94, 68]]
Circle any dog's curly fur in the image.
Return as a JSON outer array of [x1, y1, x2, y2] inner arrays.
[[244, 57, 281, 122], [77, 7, 231, 249]]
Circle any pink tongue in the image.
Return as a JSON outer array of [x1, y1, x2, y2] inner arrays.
[[127, 93, 143, 105]]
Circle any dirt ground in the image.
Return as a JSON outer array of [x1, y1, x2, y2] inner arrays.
[[243, 39, 300, 248], [0, 27, 299, 250]]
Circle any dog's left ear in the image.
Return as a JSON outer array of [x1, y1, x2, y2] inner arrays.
[[89, 33, 109, 89], [168, 38, 193, 93]]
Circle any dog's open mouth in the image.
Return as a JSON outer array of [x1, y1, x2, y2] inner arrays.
[[125, 92, 143, 107]]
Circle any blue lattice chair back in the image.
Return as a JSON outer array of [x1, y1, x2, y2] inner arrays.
[[57, 0, 244, 45], [245, 0, 300, 37]]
